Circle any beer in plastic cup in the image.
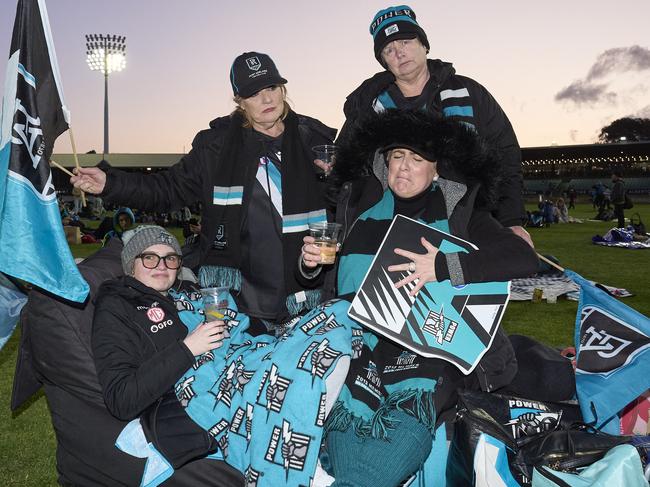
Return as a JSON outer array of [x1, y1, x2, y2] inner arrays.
[[308, 222, 342, 265], [200, 286, 229, 321]]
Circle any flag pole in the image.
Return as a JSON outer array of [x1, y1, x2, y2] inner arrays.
[[50, 159, 73, 177], [537, 253, 565, 273], [67, 127, 86, 207]]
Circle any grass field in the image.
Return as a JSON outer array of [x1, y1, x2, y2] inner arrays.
[[1, 203, 649, 485]]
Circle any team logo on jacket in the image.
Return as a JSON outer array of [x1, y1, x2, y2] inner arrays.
[[147, 307, 165, 322], [246, 56, 261, 71], [578, 306, 650, 376]]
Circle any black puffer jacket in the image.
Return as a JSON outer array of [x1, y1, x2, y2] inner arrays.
[[339, 59, 525, 227], [92, 276, 195, 420]]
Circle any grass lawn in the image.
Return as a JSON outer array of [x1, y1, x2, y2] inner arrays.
[[1, 203, 649, 485]]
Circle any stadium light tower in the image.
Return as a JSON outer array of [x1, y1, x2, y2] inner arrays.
[[85, 34, 126, 155]]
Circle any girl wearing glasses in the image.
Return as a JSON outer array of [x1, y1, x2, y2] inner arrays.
[[92, 225, 230, 471]]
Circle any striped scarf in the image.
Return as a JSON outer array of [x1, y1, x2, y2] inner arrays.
[[372, 80, 478, 131], [199, 111, 327, 316]]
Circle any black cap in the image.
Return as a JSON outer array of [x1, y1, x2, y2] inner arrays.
[[230, 52, 287, 99], [370, 5, 430, 65]]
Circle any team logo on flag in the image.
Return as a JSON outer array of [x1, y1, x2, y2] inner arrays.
[[578, 305, 650, 376], [246, 56, 261, 71], [11, 95, 53, 198]]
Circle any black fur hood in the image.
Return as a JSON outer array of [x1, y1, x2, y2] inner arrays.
[[331, 110, 501, 206]]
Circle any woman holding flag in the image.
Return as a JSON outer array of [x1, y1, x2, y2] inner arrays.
[[72, 52, 335, 335]]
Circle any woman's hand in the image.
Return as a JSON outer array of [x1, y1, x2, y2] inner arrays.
[[70, 167, 107, 194], [301, 235, 322, 268], [183, 320, 226, 355], [313, 159, 333, 177], [388, 237, 440, 296]]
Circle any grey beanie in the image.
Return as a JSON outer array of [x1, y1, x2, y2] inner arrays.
[[121, 225, 182, 275]]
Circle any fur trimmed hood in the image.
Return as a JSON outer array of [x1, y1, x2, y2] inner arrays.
[[331, 110, 501, 206]]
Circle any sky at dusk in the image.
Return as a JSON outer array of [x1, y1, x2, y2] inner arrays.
[[1, 0, 649, 154]]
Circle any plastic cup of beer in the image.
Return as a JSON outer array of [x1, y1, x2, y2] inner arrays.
[[312, 144, 337, 175], [308, 222, 342, 265], [200, 287, 229, 322]]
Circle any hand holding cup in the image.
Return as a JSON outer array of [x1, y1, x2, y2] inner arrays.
[[312, 145, 337, 176], [307, 222, 342, 265]]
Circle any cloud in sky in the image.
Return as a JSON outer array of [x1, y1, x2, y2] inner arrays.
[[636, 105, 650, 118], [555, 45, 650, 106]]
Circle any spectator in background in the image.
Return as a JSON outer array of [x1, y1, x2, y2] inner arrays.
[[611, 170, 627, 228], [555, 198, 569, 223], [102, 207, 135, 246], [540, 198, 556, 226], [72, 186, 83, 215], [602, 184, 612, 210], [567, 186, 577, 209]]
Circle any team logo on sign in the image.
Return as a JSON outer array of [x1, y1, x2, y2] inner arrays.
[[246, 56, 261, 71], [578, 306, 650, 376], [147, 307, 165, 322]]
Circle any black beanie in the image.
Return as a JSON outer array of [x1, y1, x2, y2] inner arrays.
[[369, 5, 430, 65]]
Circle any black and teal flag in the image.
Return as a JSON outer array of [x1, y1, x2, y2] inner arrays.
[[0, 0, 89, 302], [570, 270, 650, 433]]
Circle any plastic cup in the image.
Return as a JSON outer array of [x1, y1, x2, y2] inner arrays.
[[308, 222, 342, 265], [200, 287, 229, 321], [546, 292, 558, 304], [312, 144, 337, 174]]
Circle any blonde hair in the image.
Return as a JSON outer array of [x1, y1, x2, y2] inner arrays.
[[233, 85, 290, 128]]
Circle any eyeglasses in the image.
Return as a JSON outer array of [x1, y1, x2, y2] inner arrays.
[[137, 253, 182, 270]]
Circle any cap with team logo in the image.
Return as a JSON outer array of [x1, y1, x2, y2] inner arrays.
[[370, 5, 430, 65], [230, 52, 287, 99]]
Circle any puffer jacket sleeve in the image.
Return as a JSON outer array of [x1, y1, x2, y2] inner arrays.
[[92, 294, 194, 421], [436, 209, 538, 285], [100, 129, 217, 212], [462, 77, 526, 227]]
